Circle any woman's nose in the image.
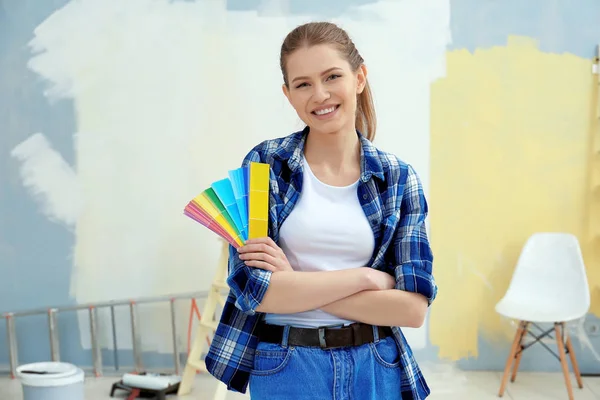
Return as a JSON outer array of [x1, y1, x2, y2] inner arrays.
[[312, 84, 330, 102]]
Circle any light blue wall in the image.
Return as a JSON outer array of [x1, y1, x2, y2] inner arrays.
[[1, 0, 177, 371], [226, 0, 377, 15], [450, 0, 600, 59], [0, 0, 82, 366]]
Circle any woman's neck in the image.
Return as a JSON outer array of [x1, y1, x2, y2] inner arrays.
[[303, 126, 361, 173]]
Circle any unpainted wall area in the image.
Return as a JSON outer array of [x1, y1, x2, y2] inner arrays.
[[1, 0, 599, 374]]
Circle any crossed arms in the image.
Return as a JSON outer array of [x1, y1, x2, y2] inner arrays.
[[226, 165, 437, 328]]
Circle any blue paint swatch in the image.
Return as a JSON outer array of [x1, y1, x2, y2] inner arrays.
[[211, 178, 247, 241], [228, 167, 249, 240]]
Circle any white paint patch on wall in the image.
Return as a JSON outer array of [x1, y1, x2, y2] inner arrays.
[[10, 133, 81, 228], [329, 0, 451, 350], [20, 0, 450, 353], [337, 0, 451, 196]]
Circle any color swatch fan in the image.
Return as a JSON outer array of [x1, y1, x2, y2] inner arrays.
[[184, 162, 270, 248]]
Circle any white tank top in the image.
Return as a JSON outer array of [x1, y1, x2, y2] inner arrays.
[[264, 156, 375, 328]]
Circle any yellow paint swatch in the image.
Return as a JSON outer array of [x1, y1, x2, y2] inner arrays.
[[248, 162, 269, 239], [193, 193, 244, 247], [428, 36, 598, 361]]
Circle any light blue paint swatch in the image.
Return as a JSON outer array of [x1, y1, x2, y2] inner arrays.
[[228, 167, 249, 239], [212, 178, 247, 241], [243, 166, 250, 220]]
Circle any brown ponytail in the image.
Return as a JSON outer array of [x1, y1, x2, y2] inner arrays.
[[280, 22, 377, 142], [356, 80, 376, 141]]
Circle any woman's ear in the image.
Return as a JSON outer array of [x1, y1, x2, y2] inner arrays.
[[356, 64, 368, 94], [282, 84, 291, 103]]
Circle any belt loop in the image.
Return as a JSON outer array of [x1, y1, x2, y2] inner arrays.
[[281, 325, 291, 348], [372, 325, 380, 343]]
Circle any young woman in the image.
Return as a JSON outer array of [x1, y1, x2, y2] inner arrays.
[[205, 21, 437, 400]]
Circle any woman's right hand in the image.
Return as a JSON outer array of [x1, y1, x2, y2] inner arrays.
[[364, 268, 396, 291]]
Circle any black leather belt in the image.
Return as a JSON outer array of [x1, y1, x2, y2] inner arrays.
[[257, 322, 393, 349]]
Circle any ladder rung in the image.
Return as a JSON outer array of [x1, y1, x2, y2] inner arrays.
[[187, 360, 208, 373], [212, 282, 228, 291], [200, 320, 218, 330]]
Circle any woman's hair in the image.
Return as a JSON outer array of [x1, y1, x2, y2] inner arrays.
[[280, 22, 377, 142]]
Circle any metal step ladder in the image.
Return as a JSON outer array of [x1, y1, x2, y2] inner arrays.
[[2, 242, 231, 400], [178, 239, 229, 398], [2, 290, 210, 378], [0, 240, 229, 400]]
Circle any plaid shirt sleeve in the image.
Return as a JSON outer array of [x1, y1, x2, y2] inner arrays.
[[225, 147, 273, 315], [393, 164, 438, 305]]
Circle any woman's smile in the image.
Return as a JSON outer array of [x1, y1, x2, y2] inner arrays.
[[311, 104, 340, 120]]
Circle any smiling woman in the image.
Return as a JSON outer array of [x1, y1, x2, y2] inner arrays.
[[205, 21, 437, 400], [280, 24, 376, 143]]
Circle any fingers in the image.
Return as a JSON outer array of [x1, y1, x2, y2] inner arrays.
[[243, 237, 284, 255], [244, 236, 278, 248], [238, 237, 286, 273], [243, 259, 277, 272], [238, 243, 278, 258], [239, 251, 278, 265], [264, 236, 278, 248]]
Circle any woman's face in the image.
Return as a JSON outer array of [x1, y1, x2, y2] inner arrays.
[[283, 44, 366, 137]]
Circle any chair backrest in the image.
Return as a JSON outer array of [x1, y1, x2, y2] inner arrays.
[[505, 232, 590, 315]]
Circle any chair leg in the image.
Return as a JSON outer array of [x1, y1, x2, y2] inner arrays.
[[555, 323, 575, 400], [511, 322, 529, 382], [499, 321, 526, 397], [564, 325, 584, 389]]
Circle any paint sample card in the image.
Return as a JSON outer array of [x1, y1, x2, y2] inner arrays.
[[203, 187, 243, 242], [228, 167, 249, 237], [212, 178, 247, 241], [184, 163, 270, 248], [243, 166, 250, 219], [193, 191, 244, 247], [248, 162, 269, 239], [184, 201, 239, 247]]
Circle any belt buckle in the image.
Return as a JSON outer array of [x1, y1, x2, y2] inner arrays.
[[318, 327, 327, 348]]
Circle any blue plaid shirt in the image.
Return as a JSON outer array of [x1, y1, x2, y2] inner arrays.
[[205, 128, 437, 399]]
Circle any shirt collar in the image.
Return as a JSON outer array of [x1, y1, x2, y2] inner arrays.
[[273, 126, 385, 182]]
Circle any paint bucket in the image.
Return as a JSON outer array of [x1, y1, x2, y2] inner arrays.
[[16, 362, 85, 400]]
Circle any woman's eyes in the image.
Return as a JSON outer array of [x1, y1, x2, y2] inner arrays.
[[294, 74, 342, 89]]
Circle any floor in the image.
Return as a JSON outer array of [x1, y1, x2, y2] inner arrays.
[[3, 369, 600, 399]]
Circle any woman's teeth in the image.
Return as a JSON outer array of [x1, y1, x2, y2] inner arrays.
[[314, 106, 336, 115]]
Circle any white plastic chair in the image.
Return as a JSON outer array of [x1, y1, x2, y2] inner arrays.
[[495, 232, 590, 400]]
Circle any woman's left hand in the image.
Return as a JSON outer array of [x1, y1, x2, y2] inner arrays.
[[237, 237, 293, 273]]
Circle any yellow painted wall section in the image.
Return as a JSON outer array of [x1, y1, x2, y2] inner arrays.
[[428, 36, 599, 361]]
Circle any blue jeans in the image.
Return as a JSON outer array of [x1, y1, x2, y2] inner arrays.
[[248, 327, 403, 399]]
